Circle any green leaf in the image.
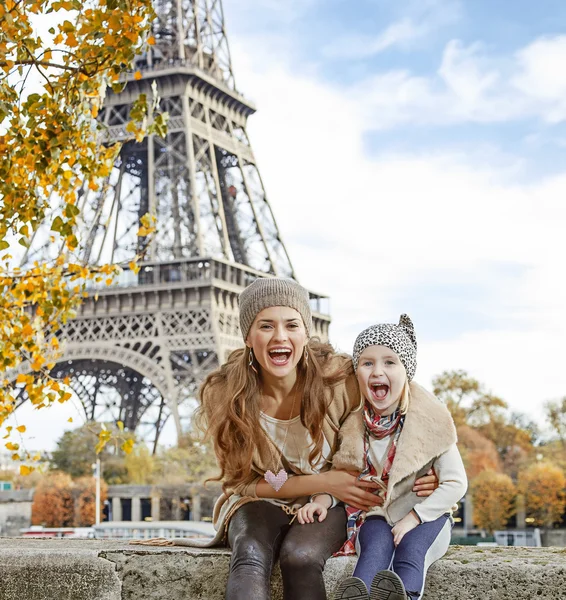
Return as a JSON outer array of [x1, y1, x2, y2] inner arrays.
[[51, 216, 64, 233], [64, 203, 80, 218]]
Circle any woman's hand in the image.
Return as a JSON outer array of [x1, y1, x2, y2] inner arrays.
[[412, 468, 439, 497], [322, 470, 382, 511], [391, 511, 420, 546]]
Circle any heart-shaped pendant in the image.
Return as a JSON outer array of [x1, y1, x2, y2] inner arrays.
[[264, 469, 288, 492]]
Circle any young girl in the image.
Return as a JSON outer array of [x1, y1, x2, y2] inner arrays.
[[296, 315, 467, 600]]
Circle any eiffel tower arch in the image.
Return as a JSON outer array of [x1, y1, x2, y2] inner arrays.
[[18, 0, 330, 450]]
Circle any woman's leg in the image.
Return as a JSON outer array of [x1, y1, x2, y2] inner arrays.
[[392, 514, 451, 599], [352, 516, 395, 592], [226, 501, 291, 600], [278, 505, 347, 600]]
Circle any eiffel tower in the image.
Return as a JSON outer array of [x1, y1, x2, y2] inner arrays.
[[19, 0, 330, 451]]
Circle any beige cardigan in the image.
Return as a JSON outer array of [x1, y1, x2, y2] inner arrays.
[[185, 354, 361, 547], [332, 382, 467, 525]]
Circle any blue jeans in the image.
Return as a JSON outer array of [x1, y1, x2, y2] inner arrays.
[[352, 514, 451, 599]]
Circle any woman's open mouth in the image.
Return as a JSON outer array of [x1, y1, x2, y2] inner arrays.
[[267, 348, 292, 366]]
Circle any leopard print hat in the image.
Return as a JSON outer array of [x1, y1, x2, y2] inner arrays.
[[352, 314, 417, 380]]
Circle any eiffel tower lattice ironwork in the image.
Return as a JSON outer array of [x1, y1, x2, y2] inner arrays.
[[18, 0, 331, 450]]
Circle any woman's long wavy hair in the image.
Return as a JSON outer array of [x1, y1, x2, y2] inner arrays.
[[196, 339, 352, 492]]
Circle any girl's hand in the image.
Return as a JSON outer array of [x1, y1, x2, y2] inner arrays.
[[412, 468, 439, 497], [296, 502, 328, 524], [323, 470, 383, 511], [391, 511, 420, 546]]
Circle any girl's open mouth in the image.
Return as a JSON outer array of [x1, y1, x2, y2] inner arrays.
[[370, 383, 389, 401]]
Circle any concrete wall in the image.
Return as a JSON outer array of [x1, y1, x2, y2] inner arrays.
[[0, 490, 33, 537], [1, 539, 566, 599]]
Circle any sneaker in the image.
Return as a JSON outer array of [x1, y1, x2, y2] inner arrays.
[[333, 576, 369, 600], [369, 570, 407, 600]]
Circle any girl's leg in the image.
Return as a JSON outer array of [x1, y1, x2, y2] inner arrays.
[[352, 516, 396, 592], [278, 505, 347, 600], [392, 515, 451, 599], [226, 501, 291, 600]]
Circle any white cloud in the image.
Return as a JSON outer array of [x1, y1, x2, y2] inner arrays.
[[322, 0, 463, 59], [322, 19, 426, 59], [231, 36, 566, 420], [344, 34, 566, 129], [512, 35, 566, 123]]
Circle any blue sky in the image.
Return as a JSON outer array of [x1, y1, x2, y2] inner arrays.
[[226, 0, 566, 181], [220, 0, 566, 423], [8, 0, 566, 451]]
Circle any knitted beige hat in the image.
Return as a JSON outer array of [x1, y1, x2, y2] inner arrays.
[[239, 278, 312, 340]]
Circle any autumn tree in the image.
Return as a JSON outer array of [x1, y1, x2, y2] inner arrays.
[[153, 432, 218, 486], [518, 462, 566, 528], [0, 0, 164, 466], [457, 425, 502, 479], [434, 370, 536, 477], [470, 470, 517, 533], [31, 471, 74, 527], [545, 397, 566, 449], [51, 422, 134, 483], [476, 413, 536, 480], [433, 370, 483, 427], [74, 476, 108, 526], [124, 444, 156, 484]]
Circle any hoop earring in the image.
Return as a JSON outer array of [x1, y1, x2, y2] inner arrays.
[[248, 348, 258, 375], [303, 347, 309, 367]]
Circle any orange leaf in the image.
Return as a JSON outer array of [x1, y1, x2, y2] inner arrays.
[[16, 425, 26, 433], [134, 71, 142, 80]]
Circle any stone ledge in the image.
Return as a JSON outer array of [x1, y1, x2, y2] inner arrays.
[[0, 538, 565, 599]]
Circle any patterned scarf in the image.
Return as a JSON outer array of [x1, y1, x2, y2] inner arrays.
[[334, 402, 405, 556]]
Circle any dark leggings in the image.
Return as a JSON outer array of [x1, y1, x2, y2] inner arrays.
[[226, 500, 347, 600]]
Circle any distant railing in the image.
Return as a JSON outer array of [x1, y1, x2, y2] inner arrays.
[[93, 520, 214, 540], [85, 257, 330, 316]]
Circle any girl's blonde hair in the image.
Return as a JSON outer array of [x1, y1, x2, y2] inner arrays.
[[398, 377, 411, 415], [195, 339, 352, 492]]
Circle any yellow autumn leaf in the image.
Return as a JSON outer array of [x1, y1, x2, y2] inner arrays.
[[68, 417, 73, 423], [121, 439, 134, 455], [5, 442, 19, 451], [20, 465, 34, 476], [134, 71, 142, 80], [16, 425, 26, 433], [117, 421, 124, 431], [58, 392, 72, 403]]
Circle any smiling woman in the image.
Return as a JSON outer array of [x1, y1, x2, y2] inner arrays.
[[193, 277, 438, 600]]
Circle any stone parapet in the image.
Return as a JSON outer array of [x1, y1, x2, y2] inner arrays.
[[0, 538, 565, 599]]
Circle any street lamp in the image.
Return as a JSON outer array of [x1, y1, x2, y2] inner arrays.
[[92, 459, 101, 525]]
